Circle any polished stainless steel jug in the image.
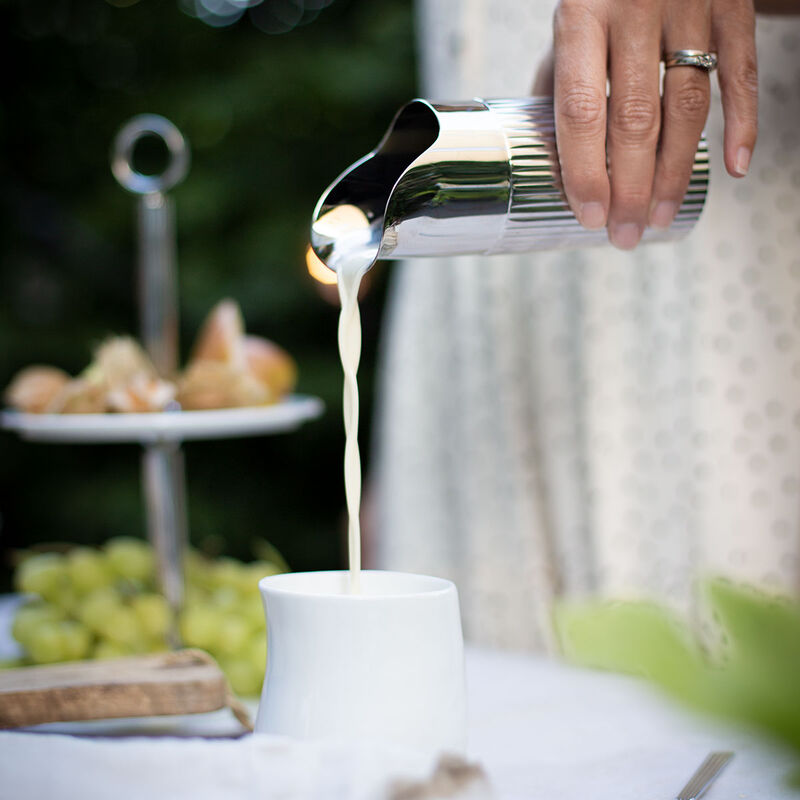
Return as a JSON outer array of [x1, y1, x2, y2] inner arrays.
[[311, 97, 708, 273]]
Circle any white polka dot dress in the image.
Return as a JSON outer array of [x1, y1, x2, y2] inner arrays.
[[372, 0, 800, 650]]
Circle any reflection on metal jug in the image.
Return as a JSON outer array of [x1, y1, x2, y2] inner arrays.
[[311, 97, 709, 274]]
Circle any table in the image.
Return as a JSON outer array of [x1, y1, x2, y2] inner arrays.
[[466, 648, 796, 798], [0, 602, 797, 799]]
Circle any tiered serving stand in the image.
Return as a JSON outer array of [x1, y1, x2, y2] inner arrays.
[[1, 116, 323, 624]]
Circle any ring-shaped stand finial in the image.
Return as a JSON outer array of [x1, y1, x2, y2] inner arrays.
[[111, 114, 190, 195]]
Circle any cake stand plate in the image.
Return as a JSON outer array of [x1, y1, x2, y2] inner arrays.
[[0, 395, 324, 445]]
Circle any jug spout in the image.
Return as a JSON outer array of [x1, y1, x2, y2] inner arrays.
[[310, 99, 444, 274], [311, 97, 708, 273]]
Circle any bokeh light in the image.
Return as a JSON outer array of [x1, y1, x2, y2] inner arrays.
[[306, 245, 337, 286], [195, 0, 245, 27], [178, 0, 336, 31]]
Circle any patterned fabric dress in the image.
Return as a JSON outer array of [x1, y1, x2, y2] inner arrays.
[[373, 0, 800, 651]]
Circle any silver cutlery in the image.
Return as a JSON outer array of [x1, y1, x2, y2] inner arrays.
[[675, 751, 734, 800]]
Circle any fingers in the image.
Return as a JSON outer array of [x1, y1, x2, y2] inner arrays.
[[553, 1, 610, 230], [553, 0, 755, 245], [713, 0, 758, 177], [606, 6, 662, 249], [650, 9, 712, 229]]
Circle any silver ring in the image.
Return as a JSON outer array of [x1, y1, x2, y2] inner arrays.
[[663, 50, 718, 72]]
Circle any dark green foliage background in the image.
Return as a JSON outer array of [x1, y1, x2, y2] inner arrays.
[[0, 0, 416, 588]]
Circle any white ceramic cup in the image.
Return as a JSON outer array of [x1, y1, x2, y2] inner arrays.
[[255, 570, 466, 754]]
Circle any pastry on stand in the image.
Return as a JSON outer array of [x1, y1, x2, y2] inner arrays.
[[1, 115, 322, 638]]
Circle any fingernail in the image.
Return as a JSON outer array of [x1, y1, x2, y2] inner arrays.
[[579, 202, 606, 230], [609, 222, 642, 250], [650, 201, 677, 231], [734, 146, 751, 177]]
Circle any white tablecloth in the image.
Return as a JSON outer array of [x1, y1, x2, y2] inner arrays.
[[0, 598, 797, 799]]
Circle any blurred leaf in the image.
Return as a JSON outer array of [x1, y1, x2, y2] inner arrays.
[[556, 581, 800, 761], [707, 580, 800, 750], [556, 600, 710, 703]]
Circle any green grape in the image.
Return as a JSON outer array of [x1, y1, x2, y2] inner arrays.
[[210, 586, 239, 611], [26, 621, 66, 664], [93, 640, 134, 660], [243, 561, 283, 593], [66, 547, 114, 595], [212, 558, 244, 591], [59, 620, 92, 661], [183, 585, 207, 607], [15, 553, 68, 603], [10, 540, 288, 685], [219, 657, 262, 697], [12, 603, 66, 647], [185, 550, 213, 590], [77, 587, 123, 634], [131, 594, 171, 640], [179, 604, 224, 651], [214, 614, 251, 656], [51, 585, 81, 615], [246, 633, 267, 676], [105, 537, 154, 583], [240, 594, 265, 632], [99, 605, 146, 650]]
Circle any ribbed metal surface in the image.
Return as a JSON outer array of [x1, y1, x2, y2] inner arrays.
[[485, 97, 709, 252], [312, 96, 711, 271]]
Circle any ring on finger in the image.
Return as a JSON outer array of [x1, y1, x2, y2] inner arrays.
[[663, 50, 718, 71]]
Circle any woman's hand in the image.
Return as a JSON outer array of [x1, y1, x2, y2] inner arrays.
[[536, 0, 757, 249]]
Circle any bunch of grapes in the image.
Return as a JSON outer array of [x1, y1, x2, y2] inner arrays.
[[8, 538, 287, 696]]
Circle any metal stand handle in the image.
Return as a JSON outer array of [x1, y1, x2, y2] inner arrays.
[[111, 115, 190, 622], [142, 442, 188, 641]]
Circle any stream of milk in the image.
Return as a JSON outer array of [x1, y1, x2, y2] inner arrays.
[[336, 257, 369, 594]]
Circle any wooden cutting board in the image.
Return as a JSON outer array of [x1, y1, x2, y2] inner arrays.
[[0, 649, 252, 731]]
